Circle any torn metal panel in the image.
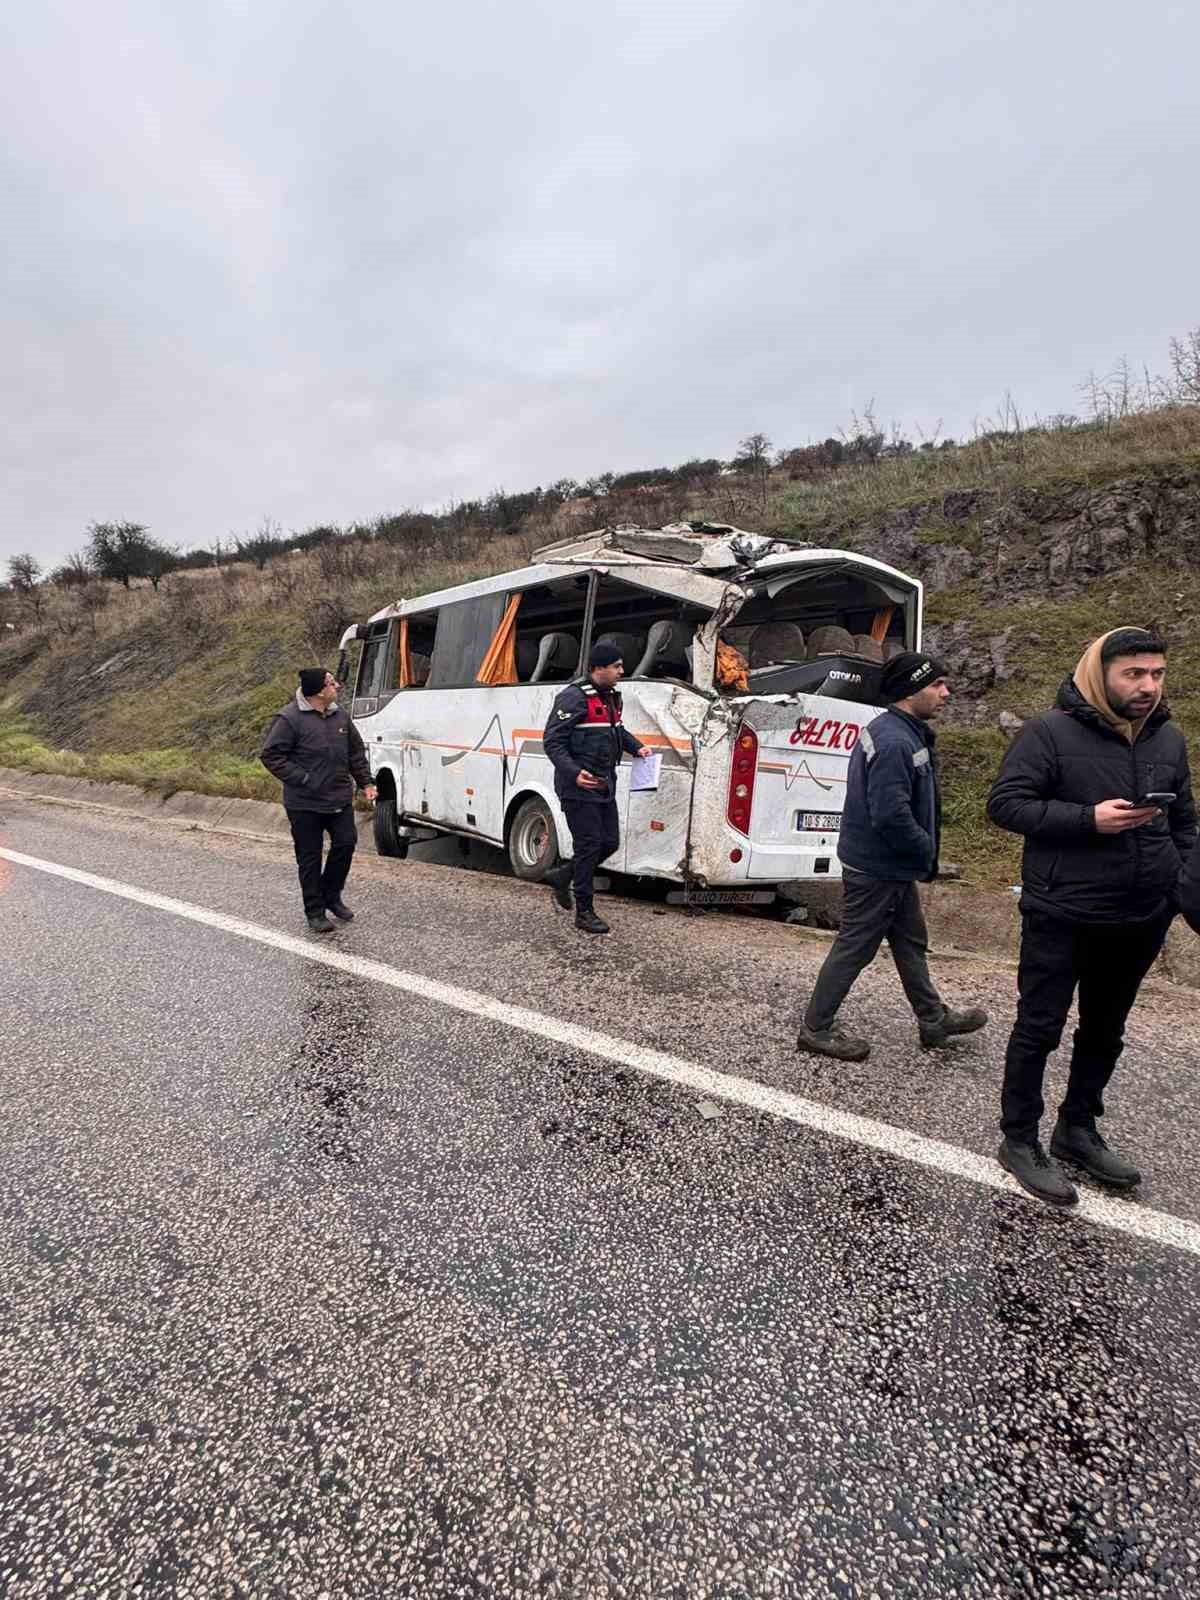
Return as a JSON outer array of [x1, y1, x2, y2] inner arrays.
[[692, 582, 749, 693], [620, 683, 706, 880]]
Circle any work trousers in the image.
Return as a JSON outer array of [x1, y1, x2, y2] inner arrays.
[[557, 797, 620, 914], [1000, 907, 1170, 1141], [286, 807, 358, 918], [805, 871, 944, 1032]]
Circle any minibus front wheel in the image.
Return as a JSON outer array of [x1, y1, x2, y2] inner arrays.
[[507, 795, 561, 881], [373, 788, 410, 859]]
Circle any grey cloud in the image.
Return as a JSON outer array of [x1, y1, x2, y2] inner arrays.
[[2, 0, 1198, 568]]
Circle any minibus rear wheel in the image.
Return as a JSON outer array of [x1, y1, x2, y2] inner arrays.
[[507, 795, 560, 881]]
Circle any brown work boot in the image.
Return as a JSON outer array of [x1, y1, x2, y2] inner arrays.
[[796, 1023, 870, 1063], [920, 1005, 989, 1048]]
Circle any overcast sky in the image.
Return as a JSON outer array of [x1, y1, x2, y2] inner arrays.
[[3, 0, 1197, 569]]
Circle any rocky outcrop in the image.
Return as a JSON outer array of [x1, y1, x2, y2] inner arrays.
[[834, 468, 1200, 720], [849, 470, 1200, 604]]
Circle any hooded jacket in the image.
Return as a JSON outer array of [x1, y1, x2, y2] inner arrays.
[[987, 633, 1195, 924]]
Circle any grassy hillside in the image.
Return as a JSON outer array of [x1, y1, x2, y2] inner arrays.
[[3, 406, 1199, 885]]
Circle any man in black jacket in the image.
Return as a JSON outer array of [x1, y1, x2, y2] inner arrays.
[[542, 641, 650, 935], [987, 628, 1196, 1205], [261, 667, 377, 934]]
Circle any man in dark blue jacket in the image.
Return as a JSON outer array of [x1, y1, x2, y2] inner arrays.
[[542, 641, 651, 935], [797, 651, 987, 1062]]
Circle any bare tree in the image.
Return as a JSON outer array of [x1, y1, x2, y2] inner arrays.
[[235, 516, 287, 570], [733, 432, 773, 513], [143, 541, 179, 591], [51, 550, 92, 589], [77, 581, 111, 636], [7, 553, 46, 621], [1167, 328, 1200, 405]]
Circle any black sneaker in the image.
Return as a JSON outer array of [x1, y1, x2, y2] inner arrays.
[[1050, 1119, 1141, 1189], [307, 914, 336, 935], [998, 1137, 1078, 1207], [546, 867, 573, 911], [920, 1005, 989, 1047], [795, 1023, 870, 1063], [575, 910, 610, 935], [326, 900, 355, 922]]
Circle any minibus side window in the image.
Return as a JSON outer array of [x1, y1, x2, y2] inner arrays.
[[426, 594, 507, 688]]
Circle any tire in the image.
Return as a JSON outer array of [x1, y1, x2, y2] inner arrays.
[[507, 795, 561, 881], [373, 792, 409, 859]]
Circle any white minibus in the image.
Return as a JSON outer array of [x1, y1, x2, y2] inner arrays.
[[336, 523, 923, 893]]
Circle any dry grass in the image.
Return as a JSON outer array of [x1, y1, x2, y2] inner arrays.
[[759, 405, 1200, 538], [4, 401, 1200, 888]]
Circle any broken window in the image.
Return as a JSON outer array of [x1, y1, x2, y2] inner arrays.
[[588, 574, 707, 684], [511, 573, 589, 683]]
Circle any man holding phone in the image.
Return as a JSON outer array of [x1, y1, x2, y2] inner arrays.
[[987, 628, 1196, 1205]]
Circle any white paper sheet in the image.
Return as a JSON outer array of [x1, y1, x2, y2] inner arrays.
[[629, 752, 662, 792]]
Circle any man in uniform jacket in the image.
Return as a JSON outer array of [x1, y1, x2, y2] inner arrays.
[[796, 650, 988, 1062], [542, 641, 651, 934], [987, 627, 1195, 1206], [261, 667, 377, 934]]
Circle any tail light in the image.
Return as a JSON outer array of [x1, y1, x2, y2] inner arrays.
[[726, 722, 758, 836]]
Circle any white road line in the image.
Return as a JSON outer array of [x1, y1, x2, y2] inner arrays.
[[5, 842, 1200, 1260]]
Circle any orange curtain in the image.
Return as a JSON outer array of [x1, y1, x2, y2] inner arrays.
[[869, 606, 894, 643], [716, 640, 749, 693], [477, 595, 522, 685], [397, 617, 413, 688]]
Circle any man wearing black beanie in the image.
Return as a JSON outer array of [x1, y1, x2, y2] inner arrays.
[[261, 667, 377, 934], [542, 641, 651, 934], [797, 651, 987, 1062]]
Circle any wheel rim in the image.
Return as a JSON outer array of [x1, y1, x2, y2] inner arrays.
[[513, 808, 550, 869]]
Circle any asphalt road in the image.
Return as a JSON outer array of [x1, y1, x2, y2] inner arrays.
[[2, 793, 1200, 1599]]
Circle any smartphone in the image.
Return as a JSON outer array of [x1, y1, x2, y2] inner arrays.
[[1135, 792, 1176, 808]]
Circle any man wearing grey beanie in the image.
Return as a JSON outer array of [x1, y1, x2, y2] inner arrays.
[[796, 651, 987, 1062]]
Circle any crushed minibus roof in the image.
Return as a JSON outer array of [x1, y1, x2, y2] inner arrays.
[[360, 523, 918, 631]]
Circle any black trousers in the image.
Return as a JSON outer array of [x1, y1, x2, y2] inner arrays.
[[805, 871, 944, 1032], [286, 807, 358, 918], [557, 797, 620, 914], [1000, 907, 1170, 1141]]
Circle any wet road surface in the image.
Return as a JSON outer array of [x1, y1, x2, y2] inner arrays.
[[2, 794, 1200, 1597]]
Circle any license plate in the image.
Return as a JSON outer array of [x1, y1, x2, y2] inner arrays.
[[799, 811, 841, 832]]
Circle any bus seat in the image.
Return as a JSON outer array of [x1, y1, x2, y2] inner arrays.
[[516, 637, 539, 681], [530, 632, 579, 683], [594, 631, 643, 669], [852, 634, 884, 663], [749, 622, 805, 668], [410, 652, 431, 687], [632, 620, 691, 678], [882, 638, 904, 661], [807, 625, 856, 658]]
